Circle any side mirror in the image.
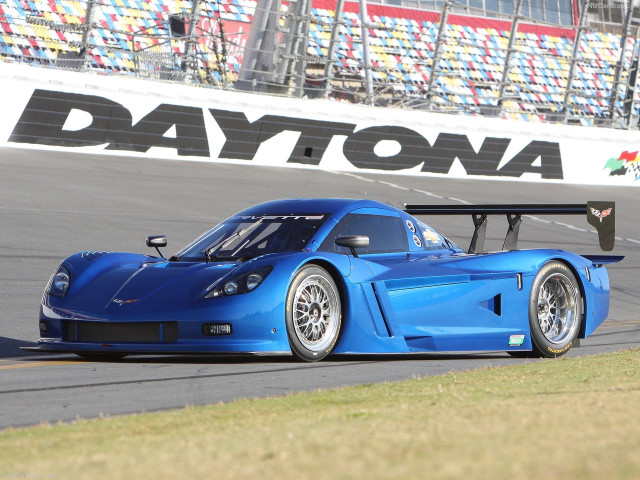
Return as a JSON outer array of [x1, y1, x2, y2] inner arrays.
[[335, 235, 369, 258], [146, 235, 167, 258]]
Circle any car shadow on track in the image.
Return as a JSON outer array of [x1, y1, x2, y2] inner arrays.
[[0, 337, 37, 358], [22, 351, 514, 365], [12, 325, 639, 364]]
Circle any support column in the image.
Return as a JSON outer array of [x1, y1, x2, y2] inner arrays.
[[425, 0, 451, 109], [236, 0, 282, 90], [624, 25, 640, 129], [79, 0, 97, 70], [323, 0, 345, 98], [609, 0, 634, 121], [496, 0, 523, 114], [182, 0, 202, 81], [561, 0, 589, 122], [358, 0, 373, 104]]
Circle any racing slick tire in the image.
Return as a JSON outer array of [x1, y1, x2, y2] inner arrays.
[[285, 265, 342, 362], [522, 261, 582, 358]]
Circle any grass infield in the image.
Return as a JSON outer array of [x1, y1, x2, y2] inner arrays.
[[1, 348, 639, 480]]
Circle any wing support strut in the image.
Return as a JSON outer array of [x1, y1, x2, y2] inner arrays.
[[502, 214, 522, 251], [469, 214, 487, 254]]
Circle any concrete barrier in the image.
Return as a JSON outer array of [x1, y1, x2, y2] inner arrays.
[[1, 63, 638, 185]]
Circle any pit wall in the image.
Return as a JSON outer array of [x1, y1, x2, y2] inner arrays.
[[1, 63, 638, 185]]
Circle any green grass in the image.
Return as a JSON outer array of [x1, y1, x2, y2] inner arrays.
[[2, 349, 639, 480]]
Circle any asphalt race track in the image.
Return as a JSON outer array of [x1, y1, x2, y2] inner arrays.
[[1, 146, 639, 429]]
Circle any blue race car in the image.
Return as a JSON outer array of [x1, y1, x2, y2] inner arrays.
[[31, 198, 622, 361]]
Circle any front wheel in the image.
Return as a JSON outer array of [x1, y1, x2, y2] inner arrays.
[[285, 265, 342, 362], [527, 261, 582, 358]]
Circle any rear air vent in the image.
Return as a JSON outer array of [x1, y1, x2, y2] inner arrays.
[[479, 294, 502, 316], [493, 294, 502, 316]]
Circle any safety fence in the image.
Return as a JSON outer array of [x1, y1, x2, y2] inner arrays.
[[1, 0, 639, 128]]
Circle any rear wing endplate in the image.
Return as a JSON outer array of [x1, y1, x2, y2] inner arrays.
[[404, 201, 615, 253]]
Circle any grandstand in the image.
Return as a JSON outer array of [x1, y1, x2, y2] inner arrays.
[[1, 0, 638, 128]]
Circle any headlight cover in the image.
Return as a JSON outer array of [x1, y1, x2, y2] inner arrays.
[[204, 266, 273, 299], [46, 264, 71, 298]]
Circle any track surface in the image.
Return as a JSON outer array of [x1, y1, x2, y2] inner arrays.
[[1, 147, 639, 429]]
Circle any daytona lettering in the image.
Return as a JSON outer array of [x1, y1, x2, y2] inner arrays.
[[9, 89, 564, 179]]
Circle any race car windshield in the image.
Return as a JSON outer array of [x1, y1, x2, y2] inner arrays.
[[173, 214, 328, 261]]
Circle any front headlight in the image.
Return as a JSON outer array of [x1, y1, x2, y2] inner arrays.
[[204, 266, 273, 299], [46, 265, 71, 298]]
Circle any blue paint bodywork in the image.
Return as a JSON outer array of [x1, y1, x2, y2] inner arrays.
[[36, 199, 616, 356]]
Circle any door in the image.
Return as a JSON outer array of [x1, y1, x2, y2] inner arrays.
[[320, 208, 517, 351]]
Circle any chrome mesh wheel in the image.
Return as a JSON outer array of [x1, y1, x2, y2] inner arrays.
[[292, 274, 340, 353], [536, 272, 580, 344]]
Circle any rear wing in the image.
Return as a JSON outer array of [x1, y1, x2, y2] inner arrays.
[[404, 201, 615, 253]]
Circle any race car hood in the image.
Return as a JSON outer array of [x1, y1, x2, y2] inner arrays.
[[105, 261, 238, 312], [52, 256, 242, 314]]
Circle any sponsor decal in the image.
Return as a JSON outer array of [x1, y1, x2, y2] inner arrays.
[[509, 334, 525, 347], [423, 229, 441, 244], [81, 251, 110, 261], [412, 234, 422, 247], [9, 89, 565, 179], [202, 323, 233, 336], [547, 341, 573, 355], [589, 207, 612, 223], [602, 150, 640, 181], [233, 214, 326, 221], [586, 201, 615, 251], [113, 298, 140, 306]]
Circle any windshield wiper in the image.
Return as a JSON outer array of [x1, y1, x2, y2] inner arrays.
[[205, 218, 263, 263]]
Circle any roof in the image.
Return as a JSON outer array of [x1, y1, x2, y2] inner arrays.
[[239, 198, 400, 218]]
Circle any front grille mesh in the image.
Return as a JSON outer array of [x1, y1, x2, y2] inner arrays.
[[64, 321, 178, 343]]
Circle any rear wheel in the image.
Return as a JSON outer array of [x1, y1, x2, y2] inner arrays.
[[526, 261, 582, 358], [285, 265, 342, 362]]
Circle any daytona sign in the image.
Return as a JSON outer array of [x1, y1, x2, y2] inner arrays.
[[9, 89, 564, 179]]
